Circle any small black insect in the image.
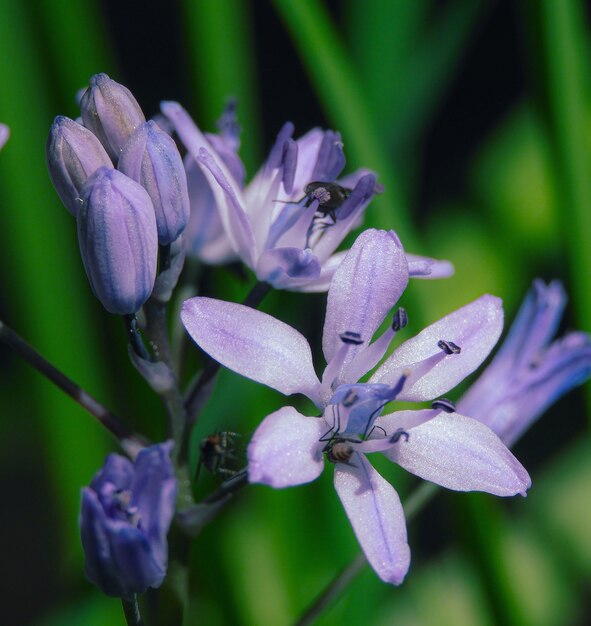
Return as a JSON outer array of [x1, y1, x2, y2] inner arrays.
[[197, 431, 243, 480], [301, 181, 352, 223], [323, 437, 360, 466]]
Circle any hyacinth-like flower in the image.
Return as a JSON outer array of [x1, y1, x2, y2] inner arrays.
[[0, 123, 9, 150], [181, 228, 530, 584], [78, 167, 158, 314], [163, 101, 452, 291], [80, 442, 177, 598], [459, 280, 591, 446], [46, 116, 113, 216]]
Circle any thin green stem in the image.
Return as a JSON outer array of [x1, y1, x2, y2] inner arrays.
[[121, 595, 144, 626], [0, 319, 145, 458], [293, 481, 440, 625]]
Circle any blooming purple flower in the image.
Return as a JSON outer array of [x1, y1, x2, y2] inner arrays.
[[0, 123, 9, 151], [458, 280, 591, 446], [80, 442, 177, 598], [181, 228, 530, 584], [162, 101, 452, 290]]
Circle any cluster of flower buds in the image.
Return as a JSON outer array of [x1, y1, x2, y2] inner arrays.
[[47, 74, 189, 315]]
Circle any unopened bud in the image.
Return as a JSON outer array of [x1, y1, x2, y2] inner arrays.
[[46, 116, 113, 216], [119, 121, 189, 244], [80, 73, 145, 162], [78, 167, 158, 314]]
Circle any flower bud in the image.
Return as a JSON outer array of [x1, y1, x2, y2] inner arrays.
[[80, 442, 177, 597], [119, 121, 189, 244], [46, 116, 113, 216], [80, 73, 145, 162], [78, 167, 158, 315]]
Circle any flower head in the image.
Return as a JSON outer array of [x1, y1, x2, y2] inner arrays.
[[459, 280, 591, 446], [80, 442, 177, 598], [181, 228, 530, 584], [163, 102, 452, 291]]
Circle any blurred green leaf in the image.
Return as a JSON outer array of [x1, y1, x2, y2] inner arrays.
[[182, 0, 262, 172]]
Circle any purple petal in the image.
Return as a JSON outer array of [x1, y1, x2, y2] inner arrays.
[[161, 101, 256, 266], [323, 229, 409, 372], [310, 130, 346, 181], [385, 413, 531, 496], [131, 442, 177, 567], [406, 253, 454, 279], [248, 407, 326, 488], [256, 247, 321, 289], [334, 455, 410, 585], [371, 295, 503, 401], [181, 297, 321, 403]]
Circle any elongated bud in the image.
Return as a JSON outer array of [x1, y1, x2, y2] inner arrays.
[[119, 121, 189, 244], [80, 73, 145, 161], [46, 116, 113, 216], [78, 167, 158, 314]]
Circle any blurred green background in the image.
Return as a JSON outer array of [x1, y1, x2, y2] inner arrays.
[[0, 1, 590, 624]]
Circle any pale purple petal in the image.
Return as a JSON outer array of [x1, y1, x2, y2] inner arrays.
[[323, 229, 409, 370], [385, 413, 531, 496], [406, 253, 454, 279], [197, 147, 257, 267], [248, 407, 326, 488], [371, 295, 503, 401], [161, 101, 256, 267], [181, 297, 321, 403], [334, 455, 410, 585], [256, 247, 321, 289], [292, 250, 348, 293]]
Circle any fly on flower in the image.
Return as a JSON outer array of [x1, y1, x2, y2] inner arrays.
[[197, 431, 245, 479]]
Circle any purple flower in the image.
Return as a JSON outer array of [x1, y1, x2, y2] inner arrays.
[[80, 442, 177, 598], [0, 123, 9, 151], [163, 101, 452, 290], [181, 228, 530, 584], [78, 167, 158, 314], [458, 280, 591, 446]]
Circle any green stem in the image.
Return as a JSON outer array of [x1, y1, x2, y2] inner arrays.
[[121, 595, 144, 626], [0, 319, 145, 458]]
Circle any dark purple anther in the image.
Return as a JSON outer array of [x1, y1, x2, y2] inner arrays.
[[340, 331, 363, 345], [392, 307, 408, 331], [438, 339, 462, 355], [431, 398, 456, 413]]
